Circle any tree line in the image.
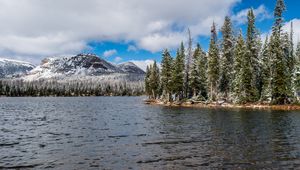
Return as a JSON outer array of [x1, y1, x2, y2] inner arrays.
[[145, 0, 300, 105], [0, 75, 144, 96]]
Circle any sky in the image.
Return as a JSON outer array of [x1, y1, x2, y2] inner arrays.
[[0, 0, 299, 71]]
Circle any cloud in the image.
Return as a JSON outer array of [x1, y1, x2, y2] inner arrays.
[[283, 19, 300, 45], [260, 18, 300, 49], [114, 56, 122, 63], [232, 5, 272, 25], [130, 59, 156, 71], [127, 45, 138, 52], [138, 33, 187, 53], [0, 0, 240, 62], [103, 49, 117, 57]]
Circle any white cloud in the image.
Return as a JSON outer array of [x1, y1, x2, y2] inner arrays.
[[127, 45, 138, 52], [103, 49, 117, 57], [232, 5, 272, 25], [260, 18, 300, 49], [138, 33, 186, 53], [130, 59, 156, 71], [114, 56, 122, 63], [0, 0, 240, 62], [283, 19, 300, 45]]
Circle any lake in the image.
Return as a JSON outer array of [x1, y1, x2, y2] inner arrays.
[[0, 97, 300, 169]]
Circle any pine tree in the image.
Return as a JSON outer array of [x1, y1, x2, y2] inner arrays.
[[294, 42, 300, 100], [190, 44, 201, 97], [160, 49, 173, 101], [232, 31, 246, 103], [256, 31, 263, 96], [145, 65, 151, 97], [207, 22, 220, 101], [270, 0, 288, 104], [184, 29, 193, 98], [245, 9, 259, 101], [296, 42, 300, 62], [149, 61, 160, 99], [283, 32, 294, 100], [260, 36, 272, 102], [172, 43, 185, 100], [219, 16, 234, 100], [197, 44, 208, 100], [288, 22, 296, 99]]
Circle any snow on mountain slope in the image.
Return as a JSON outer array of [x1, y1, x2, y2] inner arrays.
[[117, 62, 145, 74], [0, 58, 35, 78], [23, 54, 145, 80]]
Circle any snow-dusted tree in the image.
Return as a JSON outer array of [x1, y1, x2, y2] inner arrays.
[[294, 42, 300, 100], [207, 22, 220, 101], [145, 65, 151, 97], [172, 48, 185, 101], [149, 61, 160, 99], [260, 36, 272, 102], [190, 44, 207, 100], [190, 43, 201, 97], [282, 32, 295, 100], [245, 9, 259, 101], [160, 49, 173, 101], [219, 16, 234, 100], [197, 43, 208, 100], [270, 0, 289, 104], [184, 29, 193, 98], [232, 31, 246, 103], [0, 76, 145, 97]]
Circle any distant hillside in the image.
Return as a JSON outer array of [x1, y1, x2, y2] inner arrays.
[[23, 54, 145, 80], [0, 58, 35, 78], [0, 54, 145, 96]]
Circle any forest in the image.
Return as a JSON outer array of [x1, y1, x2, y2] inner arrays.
[[145, 0, 300, 105], [0, 76, 145, 96]]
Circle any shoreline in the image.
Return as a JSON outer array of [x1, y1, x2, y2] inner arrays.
[[144, 99, 300, 111]]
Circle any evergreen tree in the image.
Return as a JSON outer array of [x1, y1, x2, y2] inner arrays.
[[270, 0, 288, 104], [145, 65, 151, 97], [184, 29, 193, 98], [260, 36, 272, 102], [283, 32, 294, 99], [149, 61, 160, 99], [296, 42, 300, 62], [294, 42, 300, 99], [160, 49, 173, 101], [198, 47, 208, 100], [245, 9, 259, 101], [219, 16, 234, 100], [190, 44, 201, 97], [232, 31, 246, 103], [172, 48, 185, 100], [207, 22, 220, 101], [197, 44, 208, 100]]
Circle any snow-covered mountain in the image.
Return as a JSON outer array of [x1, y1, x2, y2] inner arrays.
[[0, 58, 35, 78], [23, 54, 145, 80], [117, 62, 145, 74]]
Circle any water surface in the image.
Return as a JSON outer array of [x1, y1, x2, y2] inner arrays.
[[0, 97, 300, 169]]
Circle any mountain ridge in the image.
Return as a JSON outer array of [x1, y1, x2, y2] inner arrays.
[[0, 58, 35, 78], [0, 54, 145, 80]]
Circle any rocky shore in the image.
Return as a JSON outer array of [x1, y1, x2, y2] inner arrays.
[[144, 99, 300, 111]]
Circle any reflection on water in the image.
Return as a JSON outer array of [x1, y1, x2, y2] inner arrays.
[[0, 97, 299, 169]]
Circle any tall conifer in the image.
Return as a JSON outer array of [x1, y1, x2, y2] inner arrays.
[[207, 22, 220, 101], [270, 0, 288, 104], [160, 49, 173, 101], [219, 16, 234, 100], [172, 44, 185, 100]]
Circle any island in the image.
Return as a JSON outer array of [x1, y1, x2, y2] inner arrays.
[[144, 0, 300, 110]]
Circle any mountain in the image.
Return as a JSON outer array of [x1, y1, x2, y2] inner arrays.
[[0, 58, 35, 78], [24, 54, 145, 80], [117, 62, 145, 74]]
